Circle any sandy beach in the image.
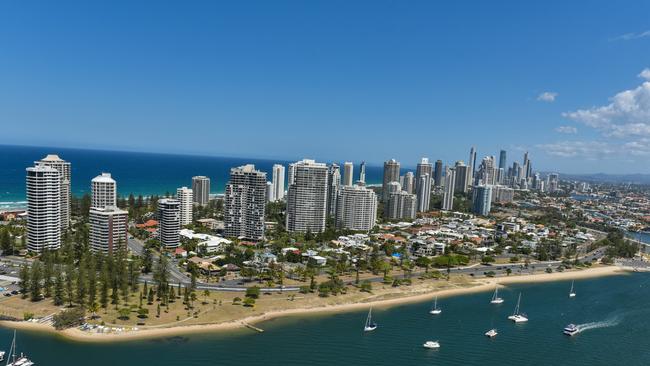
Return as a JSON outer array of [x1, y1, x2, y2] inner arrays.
[[0, 265, 627, 343]]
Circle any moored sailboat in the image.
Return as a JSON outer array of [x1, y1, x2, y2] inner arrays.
[[429, 296, 442, 315], [507, 293, 528, 323], [5, 330, 35, 366], [490, 284, 504, 304], [569, 280, 576, 298], [485, 328, 498, 338], [363, 307, 377, 332]]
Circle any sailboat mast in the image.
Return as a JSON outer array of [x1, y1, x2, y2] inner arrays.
[[9, 330, 16, 366], [514, 293, 521, 315]]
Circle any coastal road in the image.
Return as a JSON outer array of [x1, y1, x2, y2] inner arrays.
[[127, 236, 191, 285]]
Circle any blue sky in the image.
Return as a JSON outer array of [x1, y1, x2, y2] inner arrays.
[[1, 1, 650, 174]]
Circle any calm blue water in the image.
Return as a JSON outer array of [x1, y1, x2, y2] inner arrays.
[[0, 145, 384, 210], [627, 231, 650, 245], [1, 274, 650, 365]]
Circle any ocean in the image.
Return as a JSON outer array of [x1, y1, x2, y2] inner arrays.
[[1, 274, 649, 365], [0, 145, 384, 211]]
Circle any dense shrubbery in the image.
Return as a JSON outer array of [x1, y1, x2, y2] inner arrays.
[[53, 307, 85, 330], [432, 255, 469, 267], [590, 230, 638, 258]]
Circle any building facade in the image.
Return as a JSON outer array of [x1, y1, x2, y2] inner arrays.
[[434, 160, 443, 187], [359, 161, 366, 184], [442, 167, 456, 211], [89, 172, 128, 254], [326, 163, 341, 217], [454, 161, 470, 193], [335, 185, 377, 232], [26, 165, 61, 252], [89, 206, 128, 254], [286, 159, 328, 233], [272, 164, 285, 201], [158, 198, 181, 248], [416, 173, 432, 212], [472, 185, 493, 216], [177, 186, 193, 226], [386, 190, 417, 220], [91, 173, 117, 209], [191, 176, 211, 206], [343, 162, 354, 186], [382, 159, 400, 202], [224, 165, 267, 241], [401, 171, 414, 194], [37, 154, 71, 229]]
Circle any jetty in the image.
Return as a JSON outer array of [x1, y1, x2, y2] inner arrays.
[[242, 322, 264, 333]]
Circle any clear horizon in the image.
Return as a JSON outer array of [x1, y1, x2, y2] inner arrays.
[[3, 143, 649, 177], [1, 1, 650, 173]]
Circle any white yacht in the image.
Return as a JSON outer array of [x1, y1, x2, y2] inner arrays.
[[363, 307, 377, 332], [429, 296, 442, 315], [0, 350, 5, 362], [423, 340, 440, 349], [485, 328, 498, 338], [569, 280, 576, 298], [5, 330, 35, 366], [490, 284, 504, 304], [563, 324, 579, 336], [507, 293, 528, 323]]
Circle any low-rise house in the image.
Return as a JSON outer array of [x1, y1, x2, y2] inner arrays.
[[308, 255, 327, 266]]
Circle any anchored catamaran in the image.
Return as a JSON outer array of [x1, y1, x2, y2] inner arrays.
[[485, 328, 498, 338], [507, 293, 528, 323], [490, 284, 504, 304], [5, 330, 35, 366]]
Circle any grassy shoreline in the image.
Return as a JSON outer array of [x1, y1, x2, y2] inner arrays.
[[0, 265, 627, 343]]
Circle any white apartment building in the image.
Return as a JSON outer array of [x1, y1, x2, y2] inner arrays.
[[91, 173, 117, 209], [335, 185, 377, 232], [286, 159, 328, 233], [177, 186, 193, 226], [26, 164, 61, 252], [89, 206, 128, 254], [36, 154, 71, 229], [272, 164, 285, 201], [224, 164, 267, 241]]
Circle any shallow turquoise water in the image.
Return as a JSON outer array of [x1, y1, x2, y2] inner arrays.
[[2, 273, 650, 365], [0, 145, 384, 209]]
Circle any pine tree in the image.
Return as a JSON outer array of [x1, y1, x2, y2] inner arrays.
[[43, 258, 54, 298], [142, 248, 153, 274], [154, 255, 169, 300], [54, 269, 65, 306], [99, 265, 110, 310], [65, 264, 75, 307], [30, 261, 42, 301], [87, 255, 97, 308], [76, 258, 86, 306], [0, 228, 12, 255], [19, 264, 30, 298]]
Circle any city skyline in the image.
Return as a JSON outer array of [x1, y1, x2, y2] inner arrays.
[[1, 1, 650, 173]]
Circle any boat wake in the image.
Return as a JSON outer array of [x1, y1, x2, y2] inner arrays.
[[576, 316, 621, 333]]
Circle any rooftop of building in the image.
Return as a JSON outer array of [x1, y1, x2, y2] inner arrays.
[[92, 172, 115, 183]]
